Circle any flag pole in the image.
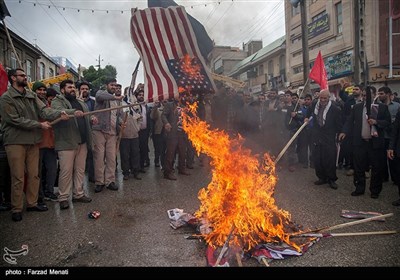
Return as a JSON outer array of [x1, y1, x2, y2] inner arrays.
[[288, 77, 310, 125], [50, 102, 143, 126], [274, 116, 313, 164]]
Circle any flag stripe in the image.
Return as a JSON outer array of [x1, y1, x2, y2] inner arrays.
[[168, 8, 188, 55], [137, 10, 164, 98], [141, 9, 174, 100], [130, 16, 154, 99], [160, 9, 178, 59], [176, 8, 201, 59], [150, 8, 176, 99]]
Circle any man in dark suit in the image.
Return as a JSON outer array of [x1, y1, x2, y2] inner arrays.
[[387, 110, 400, 206], [307, 90, 342, 189], [339, 89, 391, 198]]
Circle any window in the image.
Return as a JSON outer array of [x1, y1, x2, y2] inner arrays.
[[292, 5, 300, 17], [39, 62, 45, 80], [312, 11, 327, 22], [268, 60, 274, 76], [279, 55, 285, 71], [49, 67, 54, 77], [10, 52, 17, 69], [293, 65, 303, 74], [26, 60, 33, 82], [258, 64, 264, 76], [336, 2, 342, 34]]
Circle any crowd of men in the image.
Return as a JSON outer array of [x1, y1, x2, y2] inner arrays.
[[0, 68, 399, 223]]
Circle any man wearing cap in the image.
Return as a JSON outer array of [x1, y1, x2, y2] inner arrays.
[[0, 69, 79, 222], [32, 82, 59, 207]]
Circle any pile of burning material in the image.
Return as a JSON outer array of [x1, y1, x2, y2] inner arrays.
[[171, 103, 397, 267]]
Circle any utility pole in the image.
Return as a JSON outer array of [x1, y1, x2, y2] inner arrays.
[[290, 0, 310, 93], [96, 54, 104, 69], [300, 0, 310, 94]]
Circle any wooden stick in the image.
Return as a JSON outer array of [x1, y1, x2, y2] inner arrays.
[[2, 19, 23, 69], [262, 258, 270, 267], [290, 213, 394, 236], [288, 78, 310, 125], [235, 253, 243, 267], [214, 224, 235, 267], [294, 230, 397, 238], [50, 102, 142, 126], [116, 111, 129, 152], [274, 116, 313, 164]]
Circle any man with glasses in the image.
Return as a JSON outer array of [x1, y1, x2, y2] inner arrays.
[[0, 68, 82, 221]]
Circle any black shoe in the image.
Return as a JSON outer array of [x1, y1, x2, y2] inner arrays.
[[12, 212, 22, 222], [44, 193, 58, 202], [106, 182, 118, 191], [133, 174, 142, 180], [95, 185, 104, 193], [59, 200, 69, 210], [0, 202, 11, 211], [392, 199, 400, 206], [72, 196, 92, 203], [139, 169, 146, 173], [370, 193, 379, 199], [26, 204, 48, 212], [164, 173, 177, 180], [314, 179, 327, 185], [351, 191, 364, 196], [329, 181, 338, 189]]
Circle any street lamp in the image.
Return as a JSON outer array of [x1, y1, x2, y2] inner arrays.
[[290, 0, 310, 94]]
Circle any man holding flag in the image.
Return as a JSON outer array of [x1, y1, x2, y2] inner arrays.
[[306, 51, 342, 190]]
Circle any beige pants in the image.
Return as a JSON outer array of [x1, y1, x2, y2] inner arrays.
[[57, 144, 87, 202], [5, 144, 40, 213], [92, 130, 118, 186]]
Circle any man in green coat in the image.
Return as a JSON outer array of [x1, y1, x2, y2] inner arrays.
[[0, 68, 80, 222]]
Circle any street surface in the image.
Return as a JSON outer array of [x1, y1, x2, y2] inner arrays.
[[0, 157, 399, 268]]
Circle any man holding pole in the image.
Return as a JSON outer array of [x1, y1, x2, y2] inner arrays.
[[51, 79, 94, 209], [306, 90, 342, 189], [92, 78, 123, 193]]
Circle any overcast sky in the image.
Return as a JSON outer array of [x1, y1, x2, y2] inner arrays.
[[4, 0, 285, 88]]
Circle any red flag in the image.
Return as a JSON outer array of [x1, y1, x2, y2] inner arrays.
[[0, 63, 8, 96], [130, 6, 215, 102], [309, 51, 328, 90]]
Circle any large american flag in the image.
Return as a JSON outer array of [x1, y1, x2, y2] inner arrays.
[[130, 6, 215, 102]]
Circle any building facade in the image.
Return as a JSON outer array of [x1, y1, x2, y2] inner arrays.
[[285, 0, 400, 93]]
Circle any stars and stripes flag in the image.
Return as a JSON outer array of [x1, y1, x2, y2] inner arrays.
[[130, 6, 215, 102]]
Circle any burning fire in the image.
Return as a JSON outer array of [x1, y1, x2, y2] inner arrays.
[[182, 104, 299, 251]]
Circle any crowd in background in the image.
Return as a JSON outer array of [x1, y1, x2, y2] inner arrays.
[[1, 68, 400, 223]]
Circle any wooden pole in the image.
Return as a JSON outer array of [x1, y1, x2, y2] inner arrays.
[[235, 253, 243, 267], [116, 111, 129, 152], [50, 102, 143, 126], [288, 78, 310, 125], [262, 258, 270, 267], [2, 19, 23, 69], [274, 116, 313, 164], [294, 230, 397, 238], [214, 224, 235, 267], [290, 213, 394, 237]]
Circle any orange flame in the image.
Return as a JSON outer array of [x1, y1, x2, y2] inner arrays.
[[182, 103, 299, 251]]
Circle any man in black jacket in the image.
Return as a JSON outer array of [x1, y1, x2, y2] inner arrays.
[[339, 90, 391, 198]]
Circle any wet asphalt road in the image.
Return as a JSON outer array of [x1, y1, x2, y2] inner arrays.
[[0, 158, 399, 268]]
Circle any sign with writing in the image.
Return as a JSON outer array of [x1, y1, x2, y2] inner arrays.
[[326, 50, 353, 80], [369, 68, 400, 82], [308, 14, 330, 39]]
